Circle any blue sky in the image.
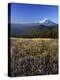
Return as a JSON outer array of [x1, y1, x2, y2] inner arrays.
[[8, 3, 58, 24]]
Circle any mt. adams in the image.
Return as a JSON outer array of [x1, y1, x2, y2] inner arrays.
[[39, 18, 57, 26]]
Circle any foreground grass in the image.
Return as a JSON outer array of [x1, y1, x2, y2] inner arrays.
[[10, 38, 58, 77]]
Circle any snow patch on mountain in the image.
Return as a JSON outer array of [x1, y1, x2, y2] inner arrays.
[[39, 18, 48, 24]]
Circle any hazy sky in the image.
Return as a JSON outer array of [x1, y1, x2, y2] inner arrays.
[[8, 3, 58, 24]]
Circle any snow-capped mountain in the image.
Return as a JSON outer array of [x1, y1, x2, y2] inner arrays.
[[39, 18, 56, 26]]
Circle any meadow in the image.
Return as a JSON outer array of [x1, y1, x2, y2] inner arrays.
[[10, 38, 58, 77]]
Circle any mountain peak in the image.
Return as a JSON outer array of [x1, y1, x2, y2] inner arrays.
[[39, 18, 48, 23], [39, 18, 56, 26]]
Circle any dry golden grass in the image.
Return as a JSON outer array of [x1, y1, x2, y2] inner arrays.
[[10, 38, 58, 77]]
